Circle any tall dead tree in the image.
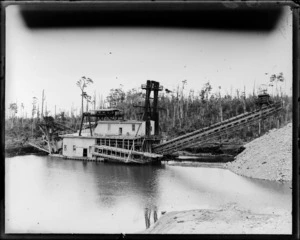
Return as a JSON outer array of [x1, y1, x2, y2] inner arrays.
[[31, 97, 38, 138], [76, 76, 93, 116], [41, 89, 45, 119], [218, 86, 223, 122], [242, 86, 246, 113], [21, 103, 24, 127]]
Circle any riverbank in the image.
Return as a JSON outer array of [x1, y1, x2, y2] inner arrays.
[[5, 137, 48, 157], [226, 122, 292, 182], [172, 151, 234, 162], [164, 161, 226, 169], [143, 203, 291, 234], [5, 145, 48, 158]]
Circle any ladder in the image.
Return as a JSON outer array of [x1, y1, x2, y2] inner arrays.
[[153, 103, 282, 155]]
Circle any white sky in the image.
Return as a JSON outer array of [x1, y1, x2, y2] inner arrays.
[[6, 5, 293, 117]]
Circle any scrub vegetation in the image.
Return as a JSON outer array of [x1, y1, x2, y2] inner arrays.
[[5, 75, 292, 155]]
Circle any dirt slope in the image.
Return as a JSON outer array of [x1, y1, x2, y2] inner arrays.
[[143, 203, 291, 234], [226, 123, 292, 181]]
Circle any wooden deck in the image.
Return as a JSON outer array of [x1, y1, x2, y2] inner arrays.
[[50, 154, 105, 162]]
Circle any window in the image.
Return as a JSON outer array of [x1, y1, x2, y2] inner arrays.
[[119, 128, 122, 135], [108, 124, 111, 131], [64, 145, 67, 151], [73, 145, 76, 151], [89, 146, 92, 153], [96, 138, 100, 145], [132, 124, 135, 131]]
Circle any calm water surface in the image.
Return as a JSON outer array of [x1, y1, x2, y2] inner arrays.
[[5, 155, 291, 233]]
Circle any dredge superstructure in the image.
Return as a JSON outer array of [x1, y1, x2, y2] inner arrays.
[[60, 80, 163, 164]]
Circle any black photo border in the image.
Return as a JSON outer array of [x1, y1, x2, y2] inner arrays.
[[0, 1, 299, 240]]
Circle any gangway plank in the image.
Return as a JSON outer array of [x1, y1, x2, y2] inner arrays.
[[92, 145, 163, 164], [28, 142, 50, 154], [153, 103, 282, 155]]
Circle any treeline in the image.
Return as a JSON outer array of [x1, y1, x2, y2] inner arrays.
[[6, 80, 292, 145], [105, 81, 292, 142], [5, 112, 81, 147]]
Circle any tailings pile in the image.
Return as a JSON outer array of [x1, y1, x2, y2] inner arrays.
[[226, 123, 292, 181]]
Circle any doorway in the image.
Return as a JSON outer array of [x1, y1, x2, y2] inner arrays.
[[83, 148, 87, 157]]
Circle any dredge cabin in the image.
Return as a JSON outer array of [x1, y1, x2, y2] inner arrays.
[[60, 109, 162, 164]]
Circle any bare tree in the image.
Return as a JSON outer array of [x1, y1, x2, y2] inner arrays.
[[8, 102, 18, 129], [92, 91, 96, 110], [242, 86, 246, 113], [76, 76, 93, 115], [31, 97, 38, 138], [270, 72, 284, 97], [20, 103, 24, 127], [83, 92, 92, 112], [41, 89, 45, 119], [218, 86, 223, 122]]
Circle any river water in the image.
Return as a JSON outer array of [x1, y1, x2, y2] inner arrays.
[[5, 155, 292, 233]]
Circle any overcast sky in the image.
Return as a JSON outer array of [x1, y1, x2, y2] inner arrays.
[[6, 5, 292, 117]]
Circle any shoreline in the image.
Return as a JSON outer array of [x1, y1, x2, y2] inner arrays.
[[6, 151, 291, 184], [142, 204, 291, 234], [5, 145, 48, 158]]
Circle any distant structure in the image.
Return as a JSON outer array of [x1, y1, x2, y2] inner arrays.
[[141, 80, 163, 136], [255, 89, 273, 108]]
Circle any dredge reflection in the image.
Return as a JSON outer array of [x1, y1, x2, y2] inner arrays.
[[144, 205, 158, 229], [83, 161, 165, 229]]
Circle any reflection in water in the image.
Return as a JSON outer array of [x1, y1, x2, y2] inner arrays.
[[68, 159, 164, 230], [82, 161, 88, 170], [144, 208, 151, 229], [242, 175, 292, 194], [87, 162, 162, 229], [154, 207, 158, 222], [84, 161, 164, 209], [81, 161, 164, 231], [144, 205, 158, 229], [5, 155, 292, 233]]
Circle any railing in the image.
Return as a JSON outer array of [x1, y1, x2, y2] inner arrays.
[[92, 145, 162, 164], [141, 84, 163, 91]]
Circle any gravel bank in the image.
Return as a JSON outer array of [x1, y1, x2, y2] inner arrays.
[[226, 123, 292, 182], [143, 203, 291, 234]]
